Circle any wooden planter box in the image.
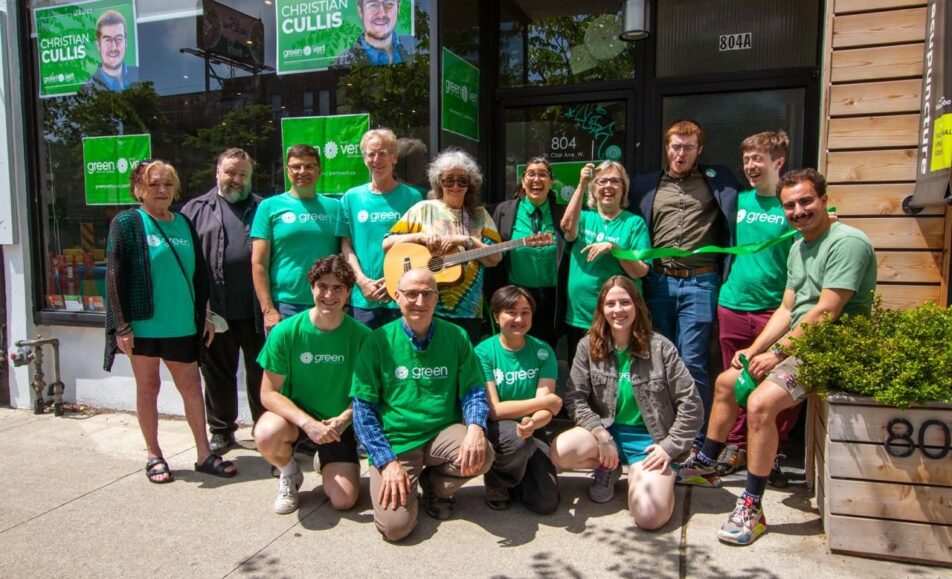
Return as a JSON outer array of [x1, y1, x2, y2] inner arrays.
[[808, 392, 952, 566]]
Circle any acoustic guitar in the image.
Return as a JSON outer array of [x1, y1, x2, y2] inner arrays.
[[383, 232, 554, 299]]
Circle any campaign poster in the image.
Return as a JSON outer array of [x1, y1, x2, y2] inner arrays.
[[441, 48, 479, 142], [280, 114, 370, 193], [82, 134, 151, 205], [276, 0, 414, 75], [33, 0, 139, 98]]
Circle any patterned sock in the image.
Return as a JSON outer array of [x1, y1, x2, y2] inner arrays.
[[697, 439, 726, 466], [744, 474, 768, 503]]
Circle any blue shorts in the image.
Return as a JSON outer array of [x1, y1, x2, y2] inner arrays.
[[609, 423, 680, 471]]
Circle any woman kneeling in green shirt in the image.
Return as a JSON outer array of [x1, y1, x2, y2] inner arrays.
[[474, 286, 563, 513], [254, 255, 372, 515]]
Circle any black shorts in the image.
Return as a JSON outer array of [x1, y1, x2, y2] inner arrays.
[[132, 335, 199, 363], [296, 425, 359, 469]]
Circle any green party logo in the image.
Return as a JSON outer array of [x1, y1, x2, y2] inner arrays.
[[281, 114, 370, 194], [82, 134, 151, 206]]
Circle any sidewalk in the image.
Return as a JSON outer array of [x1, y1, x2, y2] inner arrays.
[[0, 407, 944, 578]]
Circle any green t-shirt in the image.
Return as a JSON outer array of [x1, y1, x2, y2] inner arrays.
[[787, 222, 877, 329], [350, 318, 485, 458], [132, 210, 196, 338], [614, 349, 643, 427], [508, 198, 558, 288], [336, 183, 422, 309], [257, 312, 371, 421], [719, 190, 793, 311], [474, 334, 558, 403], [566, 210, 651, 328], [250, 192, 341, 306]]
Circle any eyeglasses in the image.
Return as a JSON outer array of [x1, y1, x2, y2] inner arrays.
[[595, 177, 622, 187], [365, 151, 391, 160], [100, 34, 126, 47], [440, 177, 469, 188], [314, 283, 349, 295], [523, 171, 550, 180], [288, 162, 319, 173], [399, 289, 438, 301], [668, 144, 698, 153], [364, 0, 397, 11]]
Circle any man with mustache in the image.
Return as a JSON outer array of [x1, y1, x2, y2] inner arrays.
[[181, 148, 265, 454], [680, 168, 876, 546], [85, 10, 138, 92], [337, 0, 410, 66]]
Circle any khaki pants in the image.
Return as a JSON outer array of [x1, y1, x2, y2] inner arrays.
[[369, 423, 494, 541]]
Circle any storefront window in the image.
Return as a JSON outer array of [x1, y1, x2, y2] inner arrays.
[[27, 0, 432, 320], [499, 0, 636, 88]]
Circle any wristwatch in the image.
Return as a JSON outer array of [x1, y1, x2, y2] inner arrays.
[[772, 343, 787, 359]]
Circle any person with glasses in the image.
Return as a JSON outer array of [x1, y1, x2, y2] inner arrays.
[[337, 129, 422, 329], [252, 144, 341, 334], [631, 119, 741, 443], [84, 9, 138, 92], [254, 255, 371, 515], [336, 0, 410, 66], [475, 285, 562, 513], [104, 160, 236, 484], [560, 160, 650, 363], [488, 157, 567, 349], [384, 149, 501, 344], [351, 268, 493, 542]]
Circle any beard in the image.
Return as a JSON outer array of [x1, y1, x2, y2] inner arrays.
[[217, 183, 251, 203]]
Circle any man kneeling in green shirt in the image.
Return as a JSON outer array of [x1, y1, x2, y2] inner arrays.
[[254, 255, 371, 515], [351, 268, 495, 542]]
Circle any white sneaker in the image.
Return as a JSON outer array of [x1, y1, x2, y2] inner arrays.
[[273, 469, 304, 515]]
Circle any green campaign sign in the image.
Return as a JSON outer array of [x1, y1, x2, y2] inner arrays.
[[33, 0, 139, 98], [82, 134, 151, 205], [441, 48, 479, 142], [516, 160, 593, 205], [280, 114, 370, 194], [276, 0, 414, 75]]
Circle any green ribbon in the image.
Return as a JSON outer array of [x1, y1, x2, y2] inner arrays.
[[610, 207, 836, 262]]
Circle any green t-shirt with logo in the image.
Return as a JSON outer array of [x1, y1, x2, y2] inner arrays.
[[350, 318, 484, 459], [250, 192, 341, 306], [566, 210, 651, 329], [508, 198, 558, 288], [132, 209, 196, 338], [719, 190, 793, 311], [257, 312, 371, 421], [787, 222, 877, 329], [614, 349, 643, 427], [336, 183, 423, 309], [474, 334, 558, 403]]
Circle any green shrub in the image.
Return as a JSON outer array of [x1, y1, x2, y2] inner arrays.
[[789, 297, 952, 408]]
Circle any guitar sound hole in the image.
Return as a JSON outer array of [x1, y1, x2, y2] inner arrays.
[[428, 256, 444, 272]]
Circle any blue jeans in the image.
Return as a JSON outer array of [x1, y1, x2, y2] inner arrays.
[[350, 306, 402, 330], [644, 270, 719, 439], [276, 302, 309, 320]]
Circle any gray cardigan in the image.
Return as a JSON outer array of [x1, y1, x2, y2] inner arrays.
[[564, 333, 703, 462]]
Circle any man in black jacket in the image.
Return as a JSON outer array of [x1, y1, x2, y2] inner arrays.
[[630, 120, 740, 438], [182, 148, 264, 453]]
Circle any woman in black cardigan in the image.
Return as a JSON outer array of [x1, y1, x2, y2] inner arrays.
[[104, 160, 236, 484], [490, 157, 567, 349]]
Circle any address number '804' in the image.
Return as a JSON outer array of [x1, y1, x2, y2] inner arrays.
[[884, 418, 951, 459]]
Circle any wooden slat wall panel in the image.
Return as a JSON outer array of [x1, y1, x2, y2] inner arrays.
[[825, 149, 916, 182], [827, 114, 919, 149], [826, 440, 951, 484], [829, 479, 952, 525], [829, 79, 921, 115], [824, 2, 949, 307], [840, 217, 945, 249], [827, 184, 944, 216], [827, 515, 952, 565], [833, 8, 926, 48], [827, 403, 952, 446], [831, 44, 923, 82], [835, 0, 926, 13]]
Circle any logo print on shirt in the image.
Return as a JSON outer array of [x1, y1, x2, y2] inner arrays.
[[493, 369, 504, 384], [299, 352, 345, 364], [281, 212, 297, 224], [736, 209, 748, 223], [596, 232, 605, 242], [357, 210, 370, 223], [395, 366, 409, 379], [147, 234, 162, 248], [537, 348, 549, 361], [300, 352, 314, 364]]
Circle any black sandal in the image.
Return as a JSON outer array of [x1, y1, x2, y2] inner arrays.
[[145, 457, 175, 484], [195, 453, 237, 478]]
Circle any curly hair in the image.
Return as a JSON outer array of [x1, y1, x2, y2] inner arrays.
[[777, 167, 826, 199], [130, 160, 181, 202], [306, 254, 356, 288], [427, 148, 484, 218], [588, 276, 653, 362]]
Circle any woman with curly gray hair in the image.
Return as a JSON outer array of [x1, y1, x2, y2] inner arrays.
[[384, 149, 501, 342]]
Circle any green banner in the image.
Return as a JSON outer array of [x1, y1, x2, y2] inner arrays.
[[441, 48, 479, 141], [280, 114, 370, 194], [82, 134, 151, 205], [33, 0, 138, 98], [516, 160, 592, 205], [276, 0, 414, 74]]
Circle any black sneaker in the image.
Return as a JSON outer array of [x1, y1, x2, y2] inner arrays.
[[209, 433, 236, 455], [767, 453, 789, 488], [419, 469, 455, 520]]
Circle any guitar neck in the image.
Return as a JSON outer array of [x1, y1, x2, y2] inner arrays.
[[441, 237, 533, 267]]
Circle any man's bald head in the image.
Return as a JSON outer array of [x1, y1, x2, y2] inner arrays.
[[395, 268, 438, 327], [398, 268, 437, 292]]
